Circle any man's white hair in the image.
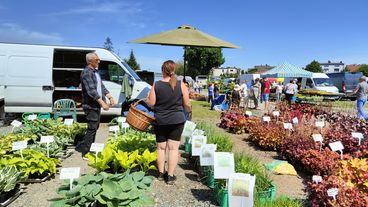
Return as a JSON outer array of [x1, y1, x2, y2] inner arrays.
[[86, 52, 98, 63]]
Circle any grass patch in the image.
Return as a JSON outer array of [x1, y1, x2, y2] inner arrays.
[[191, 100, 221, 122]]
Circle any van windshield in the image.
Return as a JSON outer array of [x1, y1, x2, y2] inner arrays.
[[314, 78, 334, 87], [121, 61, 141, 81]]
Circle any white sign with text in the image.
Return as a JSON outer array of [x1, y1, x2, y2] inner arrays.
[[263, 116, 271, 122], [40, 136, 54, 143], [11, 120, 22, 127], [214, 152, 235, 179], [28, 114, 37, 121], [283, 123, 293, 130], [312, 175, 322, 184], [90, 143, 105, 152], [272, 111, 280, 116], [64, 119, 74, 126], [191, 135, 207, 156], [228, 173, 256, 207], [200, 144, 217, 166], [352, 132, 364, 145]]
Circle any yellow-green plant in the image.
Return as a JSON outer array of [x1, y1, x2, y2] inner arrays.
[[114, 150, 140, 171], [137, 149, 157, 172]]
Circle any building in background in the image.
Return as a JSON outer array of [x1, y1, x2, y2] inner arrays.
[[320, 61, 344, 73], [212, 67, 241, 77], [346, 64, 361, 72]]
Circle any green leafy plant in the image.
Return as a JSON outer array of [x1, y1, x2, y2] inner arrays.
[[0, 149, 59, 177], [0, 166, 25, 193], [137, 149, 157, 172], [0, 133, 37, 155], [50, 171, 155, 207], [255, 196, 304, 207], [196, 122, 233, 152], [29, 142, 65, 158]]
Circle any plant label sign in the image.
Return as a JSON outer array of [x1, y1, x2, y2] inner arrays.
[[90, 143, 105, 153], [191, 135, 207, 156], [193, 129, 205, 136], [228, 173, 256, 207], [120, 122, 129, 129], [12, 140, 27, 151], [245, 111, 252, 116], [109, 125, 120, 132], [312, 134, 323, 142], [263, 116, 271, 123], [327, 188, 338, 200], [182, 121, 196, 137], [283, 123, 293, 130], [200, 144, 217, 166], [312, 175, 322, 184], [40, 136, 54, 143], [214, 152, 235, 179], [60, 167, 81, 190], [272, 111, 280, 116], [11, 120, 22, 127], [64, 119, 74, 126], [28, 114, 37, 121], [329, 141, 344, 159], [351, 132, 364, 145], [315, 121, 325, 128], [292, 117, 298, 124]]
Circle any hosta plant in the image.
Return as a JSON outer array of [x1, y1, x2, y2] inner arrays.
[[50, 171, 155, 207], [29, 142, 65, 158], [0, 133, 37, 155], [0, 166, 25, 193], [0, 149, 59, 177]]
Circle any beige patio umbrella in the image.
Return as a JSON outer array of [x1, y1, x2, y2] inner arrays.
[[128, 24, 240, 79]]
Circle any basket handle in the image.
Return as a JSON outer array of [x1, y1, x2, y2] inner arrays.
[[132, 99, 146, 107]]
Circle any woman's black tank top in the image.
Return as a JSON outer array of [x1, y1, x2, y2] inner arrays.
[[154, 80, 185, 125]]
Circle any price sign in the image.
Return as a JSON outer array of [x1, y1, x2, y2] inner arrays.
[[64, 119, 74, 126], [315, 121, 325, 128], [60, 167, 81, 190], [12, 140, 27, 151], [292, 117, 298, 124], [272, 111, 280, 116], [329, 141, 344, 159], [283, 123, 293, 130], [352, 132, 364, 145], [245, 111, 252, 116], [312, 175, 322, 184], [90, 143, 105, 152], [40, 136, 54, 143], [263, 116, 271, 122], [28, 114, 37, 121], [327, 188, 338, 200], [11, 120, 22, 127], [312, 134, 323, 142], [109, 125, 120, 132]]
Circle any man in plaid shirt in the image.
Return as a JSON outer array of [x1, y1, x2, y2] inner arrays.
[[77, 52, 115, 159]]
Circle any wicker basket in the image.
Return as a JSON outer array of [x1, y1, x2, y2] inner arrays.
[[126, 100, 156, 131]]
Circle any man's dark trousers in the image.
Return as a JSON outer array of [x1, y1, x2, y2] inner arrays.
[[77, 108, 101, 156]]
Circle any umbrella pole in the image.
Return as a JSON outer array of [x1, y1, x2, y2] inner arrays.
[[183, 46, 187, 83]]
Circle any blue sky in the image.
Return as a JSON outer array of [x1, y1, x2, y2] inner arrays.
[[0, 0, 367, 72]]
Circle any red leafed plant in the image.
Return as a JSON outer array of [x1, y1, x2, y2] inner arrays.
[[248, 122, 287, 151], [300, 148, 341, 175], [219, 112, 248, 134]]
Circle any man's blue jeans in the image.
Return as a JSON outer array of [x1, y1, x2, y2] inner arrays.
[[357, 99, 368, 120]]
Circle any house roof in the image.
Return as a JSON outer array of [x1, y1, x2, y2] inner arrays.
[[346, 64, 361, 72]]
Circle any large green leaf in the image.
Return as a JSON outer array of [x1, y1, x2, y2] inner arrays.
[[132, 171, 145, 182], [119, 180, 133, 192], [101, 179, 122, 199], [140, 176, 153, 186]]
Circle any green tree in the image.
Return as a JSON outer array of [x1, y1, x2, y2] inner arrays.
[[305, 60, 323, 73], [124, 50, 141, 71], [343, 66, 349, 72], [103, 37, 114, 52], [175, 60, 184, 76], [184, 47, 225, 77], [359, 64, 368, 76]]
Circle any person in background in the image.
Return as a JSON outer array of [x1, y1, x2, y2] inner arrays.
[[208, 83, 214, 109], [214, 83, 220, 98], [350, 76, 368, 120], [231, 84, 241, 110], [275, 82, 284, 102], [240, 80, 248, 110], [285, 80, 297, 105], [77, 52, 115, 159], [251, 78, 261, 109], [193, 81, 199, 93], [260, 78, 265, 103], [146, 60, 191, 185], [261, 77, 271, 111]]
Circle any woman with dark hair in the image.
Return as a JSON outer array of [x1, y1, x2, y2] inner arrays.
[[146, 60, 191, 185]]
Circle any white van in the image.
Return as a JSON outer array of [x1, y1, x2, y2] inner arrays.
[[0, 43, 150, 116], [298, 73, 339, 93], [195, 75, 208, 88]]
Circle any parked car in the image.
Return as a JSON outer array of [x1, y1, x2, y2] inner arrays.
[[327, 72, 362, 100]]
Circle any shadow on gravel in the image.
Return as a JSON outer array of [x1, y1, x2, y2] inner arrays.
[[184, 173, 199, 182], [178, 163, 193, 171], [190, 189, 217, 205]]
